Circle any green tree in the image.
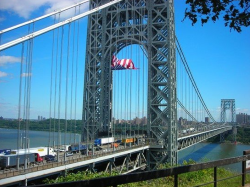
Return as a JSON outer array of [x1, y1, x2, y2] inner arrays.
[[183, 0, 250, 32]]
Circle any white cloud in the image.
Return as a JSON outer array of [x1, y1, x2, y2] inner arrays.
[[236, 108, 249, 114], [0, 71, 8, 78], [21, 73, 32, 77], [0, 55, 20, 66], [45, 1, 89, 20], [0, 0, 89, 19]]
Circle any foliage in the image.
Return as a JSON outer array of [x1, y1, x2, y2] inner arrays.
[[43, 171, 118, 184], [43, 159, 250, 187], [207, 126, 250, 144], [184, 0, 250, 32], [236, 126, 250, 144], [0, 119, 83, 134]]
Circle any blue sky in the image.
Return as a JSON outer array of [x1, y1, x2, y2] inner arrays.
[[0, 0, 249, 122]]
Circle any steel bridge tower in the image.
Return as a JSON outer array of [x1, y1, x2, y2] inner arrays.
[[221, 99, 235, 123], [82, 0, 177, 168], [220, 99, 235, 142]]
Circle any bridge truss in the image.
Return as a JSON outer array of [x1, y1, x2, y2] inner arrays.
[[220, 99, 236, 142], [82, 0, 177, 169], [178, 124, 232, 150]]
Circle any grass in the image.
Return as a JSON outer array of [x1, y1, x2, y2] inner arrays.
[[44, 159, 250, 187]]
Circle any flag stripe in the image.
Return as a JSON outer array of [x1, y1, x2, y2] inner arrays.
[[111, 55, 137, 70]]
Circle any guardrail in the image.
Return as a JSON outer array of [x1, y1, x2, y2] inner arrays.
[[0, 144, 148, 180], [35, 150, 250, 187]]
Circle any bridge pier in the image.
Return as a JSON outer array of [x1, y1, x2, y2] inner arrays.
[[126, 154, 130, 172], [20, 178, 27, 186], [88, 163, 96, 173], [16, 157, 20, 170], [220, 132, 226, 143], [61, 170, 67, 177], [233, 125, 237, 143]]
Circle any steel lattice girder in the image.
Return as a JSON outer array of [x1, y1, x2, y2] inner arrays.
[[147, 0, 177, 167], [83, 0, 177, 168], [221, 99, 235, 122], [178, 125, 232, 150]]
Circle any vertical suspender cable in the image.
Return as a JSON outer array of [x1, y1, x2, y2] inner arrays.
[[23, 25, 30, 136], [130, 1, 133, 138], [70, 7, 77, 144], [189, 75, 190, 121], [58, 25, 64, 148], [17, 42, 24, 158], [93, 5, 97, 144], [111, 6, 115, 139], [130, 68, 132, 137], [181, 52, 183, 118], [23, 24, 32, 152], [27, 23, 34, 149], [49, 15, 56, 148], [74, 5, 80, 143], [192, 82, 194, 123], [142, 38, 145, 133], [54, 13, 61, 149], [64, 23, 71, 146]]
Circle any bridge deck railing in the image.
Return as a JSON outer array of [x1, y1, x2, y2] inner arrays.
[[0, 143, 150, 179], [36, 150, 250, 187]]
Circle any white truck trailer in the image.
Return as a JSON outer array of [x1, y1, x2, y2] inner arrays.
[[0, 153, 35, 169], [12, 147, 56, 157], [94, 137, 114, 146]]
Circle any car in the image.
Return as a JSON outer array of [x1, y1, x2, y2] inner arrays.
[[66, 152, 74, 157], [44, 155, 55, 162]]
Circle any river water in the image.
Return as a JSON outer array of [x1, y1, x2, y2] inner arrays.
[[1, 128, 250, 172], [178, 142, 250, 172], [0, 128, 79, 149]]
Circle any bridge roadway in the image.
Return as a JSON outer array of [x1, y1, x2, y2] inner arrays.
[[0, 124, 232, 186], [178, 124, 233, 150]]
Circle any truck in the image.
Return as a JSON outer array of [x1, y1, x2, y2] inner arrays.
[[69, 144, 87, 153], [0, 149, 11, 155], [94, 137, 114, 146], [122, 138, 136, 144], [0, 153, 43, 169], [11, 147, 56, 157], [61, 145, 71, 152]]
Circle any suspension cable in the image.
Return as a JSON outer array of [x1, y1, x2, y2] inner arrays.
[[175, 36, 216, 122], [177, 99, 198, 122], [0, 0, 122, 51], [0, 0, 89, 34]]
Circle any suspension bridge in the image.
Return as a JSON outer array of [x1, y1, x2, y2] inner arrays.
[[0, 0, 236, 186]]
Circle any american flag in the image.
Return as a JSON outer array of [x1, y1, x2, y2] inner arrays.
[[111, 55, 137, 70]]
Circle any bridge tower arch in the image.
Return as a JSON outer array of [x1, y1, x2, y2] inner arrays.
[[220, 99, 236, 142], [82, 0, 177, 168], [221, 99, 236, 123]]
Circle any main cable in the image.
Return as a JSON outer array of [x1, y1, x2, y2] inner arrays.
[[175, 36, 216, 122]]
